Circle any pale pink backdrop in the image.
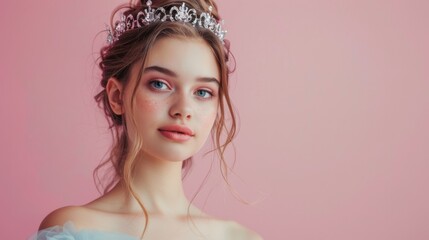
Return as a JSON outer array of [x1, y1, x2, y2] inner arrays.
[[1, 0, 428, 239]]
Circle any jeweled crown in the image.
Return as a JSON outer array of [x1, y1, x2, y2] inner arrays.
[[106, 0, 227, 45]]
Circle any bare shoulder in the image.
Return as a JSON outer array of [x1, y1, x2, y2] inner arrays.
[[224, 220, 263, 240], [38, 205, 93, 230]]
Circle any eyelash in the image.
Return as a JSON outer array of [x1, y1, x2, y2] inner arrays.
[[149, 80, 170, 90], [148, 80, 214, 99], [195, 89, 213, 99]]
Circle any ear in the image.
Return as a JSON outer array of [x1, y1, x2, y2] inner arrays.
[[106, 77, 124, 115]]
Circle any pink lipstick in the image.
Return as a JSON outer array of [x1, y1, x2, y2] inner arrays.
[[158, 125, 194, 142]]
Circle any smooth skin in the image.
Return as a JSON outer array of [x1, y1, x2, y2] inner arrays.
[[39, 37, 262, 240]]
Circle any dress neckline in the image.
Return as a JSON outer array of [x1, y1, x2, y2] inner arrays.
[[42, 220, 140, 239]]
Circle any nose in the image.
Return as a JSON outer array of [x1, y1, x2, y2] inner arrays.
[[169, 93, 193, 120]]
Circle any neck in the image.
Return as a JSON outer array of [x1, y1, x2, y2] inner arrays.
[[112, 154, 194, 216]]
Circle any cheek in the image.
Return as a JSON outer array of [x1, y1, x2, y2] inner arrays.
[[135, 93, 163, 114], [138, 98, 159, 112], [198, 105, 218, 131], [131, 95, 164, 131]]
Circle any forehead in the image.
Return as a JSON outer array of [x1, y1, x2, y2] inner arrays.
[[143, 37, 220, 80]]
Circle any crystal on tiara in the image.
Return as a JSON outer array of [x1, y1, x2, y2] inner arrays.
[[106, 0, 227, 45], [170, 3, 197, 23]]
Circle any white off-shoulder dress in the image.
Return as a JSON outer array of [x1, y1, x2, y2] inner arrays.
[[29, 221, 139, 240]]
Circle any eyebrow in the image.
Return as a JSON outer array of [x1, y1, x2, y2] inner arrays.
[[143, 65, 219, 86]]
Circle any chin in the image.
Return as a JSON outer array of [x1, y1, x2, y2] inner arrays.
[[141, 144, 197, 163]]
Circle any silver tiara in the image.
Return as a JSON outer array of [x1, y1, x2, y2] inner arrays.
[[106, 0, 227, 45]]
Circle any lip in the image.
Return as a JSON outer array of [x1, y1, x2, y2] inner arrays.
[[158, 125, 195, 142]]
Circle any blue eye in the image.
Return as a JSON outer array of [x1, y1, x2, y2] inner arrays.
[[195, 89, 213, 98], [150, 80, 169, 90]]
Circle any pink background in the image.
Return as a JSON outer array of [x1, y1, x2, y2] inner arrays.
[[1, 0, 428, 239]]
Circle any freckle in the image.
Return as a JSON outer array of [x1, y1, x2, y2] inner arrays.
[[140, 99, 159, 112]]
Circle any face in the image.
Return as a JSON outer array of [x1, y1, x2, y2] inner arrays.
[[123, 37, 220, 162]]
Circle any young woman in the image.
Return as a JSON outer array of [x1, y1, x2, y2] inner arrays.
[[31, 0, 262, 239]]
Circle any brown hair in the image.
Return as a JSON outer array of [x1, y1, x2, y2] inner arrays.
[[93, 0, 236, 238]]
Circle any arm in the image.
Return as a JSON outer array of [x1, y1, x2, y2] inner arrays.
[[38, 206, 84, 230]]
